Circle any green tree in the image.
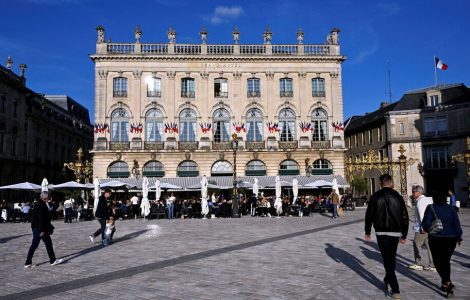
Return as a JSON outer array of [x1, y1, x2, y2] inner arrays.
[[351, 177, 368, 197]]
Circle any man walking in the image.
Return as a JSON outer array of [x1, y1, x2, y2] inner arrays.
[[409, 185, 435, 272], [25, 192, 63, 268], [89, 189, 111, 243], [365, 174, 409, 299], [331, 189, 340, 219], [167, 193, 175, 220]]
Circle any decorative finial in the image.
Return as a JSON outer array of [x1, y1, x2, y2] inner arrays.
[[263, 26, 272, 44], [134, 25, 142, 43], [6, 56, 13, 70], [297, 27, 304, 44], [167, 27, 176, 43], [232, 27, 240, 44], [199, 26, 208, 44], [19, 64, 27, 77], [96, 25, 105, 43]]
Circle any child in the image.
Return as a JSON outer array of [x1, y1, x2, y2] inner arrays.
[[102, 216, 115, 246]]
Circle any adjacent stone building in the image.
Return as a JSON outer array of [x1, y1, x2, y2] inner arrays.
[[345, 83, 470, 204], [90, 26, 347, 182], [0, 59, 93, 199]]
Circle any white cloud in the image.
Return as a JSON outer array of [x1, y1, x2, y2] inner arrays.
[[351, 42, 379, 65], [210, 6, 244, 25]]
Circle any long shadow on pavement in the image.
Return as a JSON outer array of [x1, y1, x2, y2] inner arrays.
[[324, 243, 384, 292], [0, 233, 29, 244]]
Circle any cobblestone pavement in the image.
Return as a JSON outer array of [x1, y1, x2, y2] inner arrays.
[[0, 208, 469, 300]]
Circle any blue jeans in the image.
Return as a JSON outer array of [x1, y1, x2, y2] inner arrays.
[[332, 204, 338, 218], [377, 235, 400, 294], [167, 203, 174, 219], [25, 228, 56, 265], [65, 208, 73, 223]]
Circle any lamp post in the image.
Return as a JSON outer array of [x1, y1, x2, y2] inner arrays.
[[63, 148, 93, 183], [231, 133, 239, 218]]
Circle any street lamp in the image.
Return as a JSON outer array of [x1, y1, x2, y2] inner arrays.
[[231, 133, 239, 218], [63, 148, 93, 183]]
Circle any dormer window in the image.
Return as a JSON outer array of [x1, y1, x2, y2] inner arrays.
[[429, 95, 440, 106]]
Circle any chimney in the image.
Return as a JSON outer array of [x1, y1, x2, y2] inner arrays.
[[380, 101, 390, 109]]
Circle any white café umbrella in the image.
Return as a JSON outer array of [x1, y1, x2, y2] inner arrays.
[[200, 176, 209, 218], [304, 180, 333, 188], [253, 178, 259, 197], [332, 178, 339, 194], [0, 182, 41, 191], [274, 176, 283, 217], [155, 179, 162, 201], [292, 178, 299, 204], [93, 177, 100, 215], [41, 178, 49, 192], [49, 181, 86, 190], [141, 177, 150, 217]]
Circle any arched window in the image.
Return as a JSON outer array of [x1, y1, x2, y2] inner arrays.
[[179, 108, 197, 142], [279, 159, 299, 175], [145, 109, 163, 142], [110, 108, 130, 142], [311, 108, 328, 141], [143, 160, 164, 177], [181, 77, 195, 98], [177, 160, 199, 177], [279, 78, 293, 97], [214, 78, 228, 98], [247, 78, 260, 97], [211, 160, 233, 176], [312, 78, 325, 97], [279, 108, 296, 141], [107, 161, 130, 178], [312, 159, 332, 175], [147, 77, 161, 97], [213, 108, 230, 142], [245, 160, 266, 176], [246, 108, 263, 142], [113, 77, 127, 97]]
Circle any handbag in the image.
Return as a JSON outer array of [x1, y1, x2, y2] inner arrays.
[[429, 205, 443, 235]]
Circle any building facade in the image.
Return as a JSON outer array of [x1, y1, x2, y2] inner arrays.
[[345, 84, 470, 204], [0, 60, 93, 199], [91, 26, 346, 182]]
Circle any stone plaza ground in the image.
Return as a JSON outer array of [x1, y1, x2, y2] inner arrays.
[[0, 208, 469, 300]]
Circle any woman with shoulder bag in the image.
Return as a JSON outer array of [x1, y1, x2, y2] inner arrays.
[[422, 193, 463, 298]]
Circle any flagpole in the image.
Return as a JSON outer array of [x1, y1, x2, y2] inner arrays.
[[434, 56, 437, 87]]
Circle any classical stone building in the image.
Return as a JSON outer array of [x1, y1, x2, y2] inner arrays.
[[345, 84, 470, 204], [0, 60, 94, 199], [90, 26, 346, 184]]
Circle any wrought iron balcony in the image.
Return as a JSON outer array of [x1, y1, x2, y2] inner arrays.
[[147, 90, 161, 97], [178, 141, 198, 150], [280, 91, 294, 97], [278, 141, 298, 149], [245, 141, 265, 150], [312, 91, 326, 97], [214, 91, 228, 98], [311, 140, 331, 149], [181, 91, 195, 98], [109, 142, 130, 150], [113, 91, 127, 98], [212, 141, 232, 150], [247, 91, 261, 97], [144, 142, 164, 150]]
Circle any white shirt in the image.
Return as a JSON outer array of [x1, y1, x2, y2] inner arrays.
[[64, 199, 73, 209], [414, 194, 433, 232], [105, 223, 115, 235], [131, 196, 139, 205], [167, 196, 175, 205]]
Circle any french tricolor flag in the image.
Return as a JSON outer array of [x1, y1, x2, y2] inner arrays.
[[435, 57, 448, 70]]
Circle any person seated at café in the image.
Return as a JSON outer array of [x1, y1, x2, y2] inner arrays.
[[119, 201, 129, 219], [21, 202, 31, 222]]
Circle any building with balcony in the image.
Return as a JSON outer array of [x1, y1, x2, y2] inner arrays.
[[345, 83, 470, 204], [91, 26, 347, 184], [0, 60, 93, 199]]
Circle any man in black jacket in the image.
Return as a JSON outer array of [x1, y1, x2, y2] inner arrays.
[[25, 192, 63, 268], [89, 189, 111, 243], [365, 174, 408, 299]]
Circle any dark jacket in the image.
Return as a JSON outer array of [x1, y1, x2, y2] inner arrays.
[[31, 200, 53, 234], [95, 195, 110, 220], [365, 187, 409, 239], [422, 204, 463, 241]]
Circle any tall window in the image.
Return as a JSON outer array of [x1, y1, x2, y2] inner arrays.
[[279, 108, 296, 141], [425, 146, 450, 169], [312, 78, 325, 97], [177, 160, 199, 177], [181, 78, 195, 98], [107, 161, 130, 178], [213, 108, 230, 142], [247, 78, 260, 97], [245, 160, 266, 176], [179, 108, 197, 142], [214, 78, 228, 98], [429, 95, 440, 106], [0, 96, 6, 113], [361, 132, 365, 145], [424, 116, 448, 136], [279, 78, 293, 97], [246, 108, 263, 142], [110, 108, 129, 142], [147, 77, 161, 97], [377, 126, 383, 142], [311, 108, 328, 141], [145, 109, 163, 142], [399, 122, 404, 135], [113, 77, 127, 97], [368, 130, 372, 144], [13, 102, 18, 118], [279, 159, 299, 175], [211, 160, 233, 176], [312, 159, 332, 175], [143, 161, 164, 177]]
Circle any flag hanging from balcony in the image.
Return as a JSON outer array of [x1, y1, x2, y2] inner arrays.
[[435, 57, 448, 70]]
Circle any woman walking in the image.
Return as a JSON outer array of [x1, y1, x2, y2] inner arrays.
[[422, 193, 463, 298]]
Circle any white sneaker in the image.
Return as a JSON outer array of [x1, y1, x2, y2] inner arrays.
[[409, 264, 423, 270], [50, 259, 63, 266], [424, 266, 437, 272], [89, 235, 94, 243], [24, 264, 36, 269]]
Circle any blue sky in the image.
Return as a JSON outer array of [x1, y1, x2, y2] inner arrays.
[[1, 0, 469, 122]]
